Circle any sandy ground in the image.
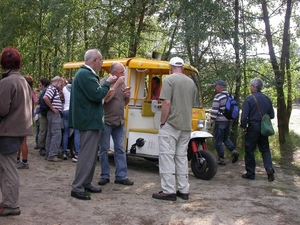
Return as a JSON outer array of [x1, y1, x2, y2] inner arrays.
[[1, 109, 300, 225]]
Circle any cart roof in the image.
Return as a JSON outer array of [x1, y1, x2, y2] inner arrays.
[[62, 58, 198, 75]]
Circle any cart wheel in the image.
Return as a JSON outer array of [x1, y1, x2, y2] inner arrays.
[[191, 150, 217, 180]]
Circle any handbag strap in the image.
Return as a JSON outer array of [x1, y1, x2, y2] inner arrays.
[[252, 94, 262, 119]]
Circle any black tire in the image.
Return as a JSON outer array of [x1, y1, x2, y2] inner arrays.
[[191, 150, 217, 180], [143, 157, 158, 162]]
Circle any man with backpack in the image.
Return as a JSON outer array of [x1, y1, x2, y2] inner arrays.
[[210, 80, 239, 165], [38, 78, 51, 156]]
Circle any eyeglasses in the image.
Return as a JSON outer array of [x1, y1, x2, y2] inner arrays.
[[95, 58, 103, 62]]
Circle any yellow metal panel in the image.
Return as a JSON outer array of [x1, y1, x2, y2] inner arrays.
[[141, 103, 155, 117], [129, 128, 158, 134]]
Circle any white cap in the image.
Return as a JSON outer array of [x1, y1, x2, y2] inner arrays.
[[169, 57, 184, 67]]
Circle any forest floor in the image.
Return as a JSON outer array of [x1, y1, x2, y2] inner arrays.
[[1, 109, 300, 225]]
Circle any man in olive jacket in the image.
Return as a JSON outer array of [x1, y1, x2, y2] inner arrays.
[[69, 49, 117, 200], [0, 47, 33, 216]]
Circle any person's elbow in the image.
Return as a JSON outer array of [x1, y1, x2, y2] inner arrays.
[[163, 99, 171, 107], [43, 95, 49, 101]]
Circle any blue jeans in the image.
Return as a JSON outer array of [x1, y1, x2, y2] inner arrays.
[[99, 124, 127, 180], [62, 110, 80, 156], [213, 122, 235, 158]]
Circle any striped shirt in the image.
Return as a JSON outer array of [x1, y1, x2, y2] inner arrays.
[[44, 85, 63, 112], [210, 91, 230, 123]]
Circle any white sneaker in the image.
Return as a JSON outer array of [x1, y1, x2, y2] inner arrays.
[[17, 162, 29, 169], [72, 156, 78, 162], [63, 154, 68, 160]]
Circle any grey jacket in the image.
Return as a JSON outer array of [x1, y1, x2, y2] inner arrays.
[[0, 71, 33, 137]]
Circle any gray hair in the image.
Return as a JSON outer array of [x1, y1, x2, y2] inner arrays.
[[110, 61, 124, 73], [84, 49, 101, 61], [250, 77, 263, 91]]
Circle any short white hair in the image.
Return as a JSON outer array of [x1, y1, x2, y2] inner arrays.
[[84, 49, 101, 61], [250, 78, 263, 91]]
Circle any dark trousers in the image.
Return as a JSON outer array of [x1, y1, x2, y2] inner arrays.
[[72, 130, 101, 193], [244, 124, 273, 178], [213, 122, 235, 158], [35, 124, 39, 146]]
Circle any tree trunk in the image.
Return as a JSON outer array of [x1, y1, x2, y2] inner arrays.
[[231, 0, 241, 145], [261, 0, 293, 145]]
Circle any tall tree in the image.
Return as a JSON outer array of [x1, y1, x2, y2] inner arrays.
[[261, 0, 293, 144]]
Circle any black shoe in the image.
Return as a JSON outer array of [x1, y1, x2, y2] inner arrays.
[[114, 178, 134, 185], [85, 186, 102, 193], [39, 149, 46, 156], [266, 168, 275, 182], [152, 191, 176, 201], [71, 191, 91, 200], [242, 174, 255, 180], [176, 191, 189, 200], [217, 157, 226, 165], [98, 178, 110, 185], [231, 150, 239, 163], [34, 145, 39, 149]]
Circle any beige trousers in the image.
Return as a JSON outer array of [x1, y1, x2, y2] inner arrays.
[[0, 152, 19, 208], [158, 123, 190, 194]]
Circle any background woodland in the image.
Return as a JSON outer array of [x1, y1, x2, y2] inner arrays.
[[1, 0, 300, 147]]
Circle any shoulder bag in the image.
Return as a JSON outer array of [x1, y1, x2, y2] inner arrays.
[[252, 95, 275, 136]]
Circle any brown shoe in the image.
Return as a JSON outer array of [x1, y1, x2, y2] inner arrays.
[[48, 157, 62, 162], [0, 206, 21, 216]]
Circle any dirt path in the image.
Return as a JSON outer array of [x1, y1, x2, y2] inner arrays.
[[1, 134, 299, 225], [2, 108, 300, 225]]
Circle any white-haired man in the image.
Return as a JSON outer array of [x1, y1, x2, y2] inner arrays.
[[240, 78, 275, 182], [69, 49, 117, 200]]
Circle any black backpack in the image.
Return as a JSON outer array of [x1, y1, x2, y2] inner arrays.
[[221, 93, 239, 120], [39, 87, 57, 116]]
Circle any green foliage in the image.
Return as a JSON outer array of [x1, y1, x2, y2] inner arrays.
[[0, 0, 300, 147]]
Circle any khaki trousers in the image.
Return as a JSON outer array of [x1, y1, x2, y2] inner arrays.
[[0, 152, 19, 208], [158, 123, 190, 194], [38, 114, 48, 149]]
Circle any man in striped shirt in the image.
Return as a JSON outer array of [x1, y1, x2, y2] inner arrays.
[[43, 76, 64, 162], [210, 80, 239, 165]]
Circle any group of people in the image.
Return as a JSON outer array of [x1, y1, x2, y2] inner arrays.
[[15, 74, 80, 166], [151, 61, 275, 201], [209, 78, 275, 183], [35, 76, 81, 163], [69, 49, 134, 201], [0, 46, 275, 216]]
